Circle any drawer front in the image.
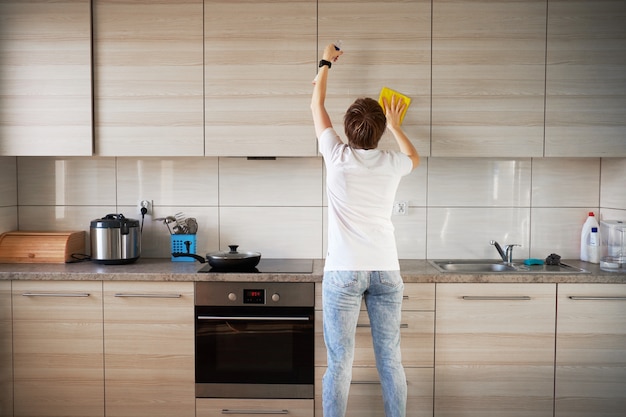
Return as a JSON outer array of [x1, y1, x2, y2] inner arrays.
[[197, 398, 313, 417], [314, 367, 433, 417], [315, 283, 435, 311], [315, 310, 434, 367]]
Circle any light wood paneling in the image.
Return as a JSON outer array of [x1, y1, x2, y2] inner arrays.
[[315, 310, 435, 367], [0, 281, 12, 417], [204, 0, 317, 156], [435, 283, 556, 417], [315, 367, 433, 417], [12, 281, 104, 417], [94, 0, 204, 156], [555, 284, 626, 417], [0, 0, 92, 156], [198, 398, 314, 417], [103, 281, 195, 417], [315, 282, 435, 311], [431, 0, 546, 157], [318, 0, 431, 156], [315, 283, 434, 417], [545, 0, 626, 156]]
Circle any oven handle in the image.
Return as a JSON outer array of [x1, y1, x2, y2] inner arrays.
[[197, 315, 310, 321], [221, 409, 288, 415]]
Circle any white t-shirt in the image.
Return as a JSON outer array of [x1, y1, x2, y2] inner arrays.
[[319, 127, 413, 271]]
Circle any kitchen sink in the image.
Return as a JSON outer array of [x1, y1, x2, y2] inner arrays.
[[430, 259, 590, 274]]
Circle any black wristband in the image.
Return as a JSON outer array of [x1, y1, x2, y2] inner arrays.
[[319, 59, 332, 69]]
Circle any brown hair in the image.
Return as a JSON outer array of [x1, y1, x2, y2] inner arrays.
[[343, 97, 386, 149]]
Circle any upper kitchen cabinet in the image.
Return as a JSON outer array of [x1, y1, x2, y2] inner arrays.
[[93, 0, 204, 156], [0, 0, 92, 156], [318, 0, 431, 156], [204, 0, 317, 156], [431, 0, 546, 157], [545, 0, 626, 157]]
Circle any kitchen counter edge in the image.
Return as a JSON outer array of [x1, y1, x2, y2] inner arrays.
[[0, 258, 624, 283]]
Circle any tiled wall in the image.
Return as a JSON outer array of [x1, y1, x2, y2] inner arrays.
[[1, 156, 625, 261]]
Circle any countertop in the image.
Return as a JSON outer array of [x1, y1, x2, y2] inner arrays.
[[0, 258, 624, 283]]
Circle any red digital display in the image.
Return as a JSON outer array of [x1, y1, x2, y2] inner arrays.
[[243, 289, 265, 304]]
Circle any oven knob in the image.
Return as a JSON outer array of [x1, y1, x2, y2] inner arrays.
[[228, 292, 237, 301], [271, 293, 280, 302]]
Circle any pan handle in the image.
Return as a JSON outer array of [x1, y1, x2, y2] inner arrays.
[[171, 252, 206, 263]]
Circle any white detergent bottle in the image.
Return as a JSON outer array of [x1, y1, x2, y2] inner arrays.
[[588, 226, 600, 264], [580, 211, 600, 262]]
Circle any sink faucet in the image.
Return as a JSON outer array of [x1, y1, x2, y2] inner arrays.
[[490, 240, 520, 265]]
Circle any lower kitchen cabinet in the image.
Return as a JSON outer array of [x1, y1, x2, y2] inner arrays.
[[314, 283, 435, 417], [103, 281, 195, 417], [12, 281, 104, 417], [555, 284, 626, 417], [0, 281, 12, 417], [314, 367, 433, 417], [197, 398, 314, 417], [434, 283, 556, 417]]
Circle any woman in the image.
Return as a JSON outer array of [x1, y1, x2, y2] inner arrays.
[[311, 43, 420, 417]]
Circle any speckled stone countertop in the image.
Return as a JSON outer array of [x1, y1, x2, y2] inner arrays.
[[0, 258, 624, 283]]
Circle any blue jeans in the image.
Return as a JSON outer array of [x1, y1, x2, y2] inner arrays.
[[322, 270, 407, 417]]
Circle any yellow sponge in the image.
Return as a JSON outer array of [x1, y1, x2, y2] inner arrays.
[[378, 87, 411, 125]]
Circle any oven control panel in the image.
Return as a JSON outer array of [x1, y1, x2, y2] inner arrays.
[[196, 282, 314, 307]]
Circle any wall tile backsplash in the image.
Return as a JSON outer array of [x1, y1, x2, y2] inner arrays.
[[1, 155, 625, 261]]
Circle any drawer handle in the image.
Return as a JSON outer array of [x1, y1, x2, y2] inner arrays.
[[22, 292, 90, 297], [221, 410, 288, 415], [357, 323, 409, 328], [351, 380, 381, 385], [462, 296, 531, 301], [569, 296, 626, 301], [114, 293, 182, 298]]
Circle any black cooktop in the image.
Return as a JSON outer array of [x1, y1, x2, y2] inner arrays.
[[197, 258, 314, 274]]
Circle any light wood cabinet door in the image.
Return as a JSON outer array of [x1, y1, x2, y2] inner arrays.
[[555, 284, 626, 417], [315, 283, 435, 417], [315, 309, 434, 368], [12, 281, 104, 417], [204, 0, 317, 156], [314, 367, 433, 417], [435, 283, 556, 417], [545, 1, 626, 157], [94, 0, 204, 156], [0, 0, 92, 156], [103, 281, 195, 417], [318, 0, 431, 156], [197, 398, 314, 417], [0, 281, 12, 417], [431, 0, 546, 157]]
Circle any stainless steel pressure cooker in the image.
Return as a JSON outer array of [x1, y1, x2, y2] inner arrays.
[[90, 213, 140, 264]]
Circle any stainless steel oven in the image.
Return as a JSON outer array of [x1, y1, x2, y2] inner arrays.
[[195, 281, 315, 399]]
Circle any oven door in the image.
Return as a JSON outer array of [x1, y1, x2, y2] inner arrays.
[[195, 306, 314, 399]]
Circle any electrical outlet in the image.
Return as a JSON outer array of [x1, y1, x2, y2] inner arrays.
[[139, 200, 152, 215], [393, 201, 408, 216]]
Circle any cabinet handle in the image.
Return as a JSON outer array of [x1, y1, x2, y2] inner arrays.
[[568, 296, 626, 301], [357, 323, 409, 328], [221, 410, 288, 415], [22, 292, 90, 297], [114, 293, 182, 298], [198, 315, 310, 322], [462, 296, 531, 301], [351, 380, 381, 385]]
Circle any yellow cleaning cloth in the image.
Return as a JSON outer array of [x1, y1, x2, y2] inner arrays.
[[378, 87, 411, 125]]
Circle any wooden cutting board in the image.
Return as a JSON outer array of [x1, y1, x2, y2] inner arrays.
[[0, 231, 86, 263]]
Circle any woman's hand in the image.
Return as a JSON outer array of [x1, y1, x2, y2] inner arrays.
[[323, 43, 343, 62], [383, 95, 407, 130]]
